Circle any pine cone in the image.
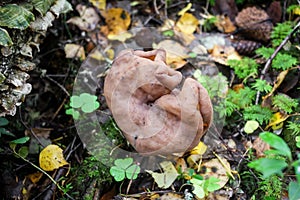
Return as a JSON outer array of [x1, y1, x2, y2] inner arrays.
[[235, 6, 273, 42]]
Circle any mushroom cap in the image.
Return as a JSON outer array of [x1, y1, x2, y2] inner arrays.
[[104, 49, 213, 156]]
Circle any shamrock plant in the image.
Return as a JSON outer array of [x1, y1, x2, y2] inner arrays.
[[65, 93, 100, 119], [110, 158, 141, 182]]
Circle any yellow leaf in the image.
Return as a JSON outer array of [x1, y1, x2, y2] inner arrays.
[[176, 13, 199, 35], [101, 8, 131, 37], [293, 7, 300, 15], [178, 3, 192, 16], [39, 144, 69, 171], [27, 172, 43, 183], [107, 31, 133, 42], [89, 0, 106, 10], [265, 112, 289, 130], [189, 141, 207, 155], [145, 161, 179, 189]]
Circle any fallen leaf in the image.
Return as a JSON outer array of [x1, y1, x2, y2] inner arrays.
[[101, 8, 131, 39], [214, 14, 236, 33], [253, 137, 270, 157], [64, 43, 86, 60], [146, 161, 179, 189], [244, 120, 259, 134], [199, 158, 230, 189], [89, 0, 106, 10], [154, 40, 188, 69], [39, 144, 69, 171], [177, 3, 192, 16], [176, 12, 199, 35], [211, 45, 241, 65], [67, 4, 99, 32], [265, 112, 289, 130], [189, 141, 207, 155], [27, 172, 43, 184]]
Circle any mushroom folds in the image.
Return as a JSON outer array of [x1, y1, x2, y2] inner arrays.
[[104, 49, 213, 156]]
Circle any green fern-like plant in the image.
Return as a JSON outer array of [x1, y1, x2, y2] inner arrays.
[[251, 79, 272, 93], [272, 53, 297, 70], [227, 58, 258, 79], [271, 21, 293, 47], [226, 87, 256, 109], [287, 121, 300, 136], [243, 105, 273, 125], [272, 94, 298, 114], [255, 47, 275, 59]]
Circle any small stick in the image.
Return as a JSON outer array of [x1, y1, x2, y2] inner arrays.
[[255, 20, 300, 104]]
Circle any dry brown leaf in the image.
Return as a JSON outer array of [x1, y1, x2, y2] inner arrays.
[[64, 43, 86, 60], [211, 45, 241, 65], [154, 40, 188, 69], [214, 15, 236, 33], [253, 137, 270, 157], [200, 158, 230, 189], [67, 4, 100, 32]]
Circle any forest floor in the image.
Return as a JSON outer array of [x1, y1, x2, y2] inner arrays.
[[0, 0, 300, 200]]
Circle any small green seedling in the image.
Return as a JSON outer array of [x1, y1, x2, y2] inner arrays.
[[0, 117, 15, 137], [65, 93, 100, 119], [110, 158, 140, 182], [190, 175, 221, 198]]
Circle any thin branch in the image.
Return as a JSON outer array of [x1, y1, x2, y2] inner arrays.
[[255, 20, 300, 104]]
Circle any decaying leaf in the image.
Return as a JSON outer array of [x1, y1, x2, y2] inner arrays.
[[211, 45, 241, 65], [27, 172, 43, 184], [244, 120, 259, 134], [64, 43, 86, 60], [200, 158, 230, 189], [214, 15, 236, 33], [146, 161, 179, 189], [39, 144, 69, 171], [176, 12, 199, 35], [253, 137, 270, 157], [265, 112, 289, 130], [89, 0, 106, 10], [154, 40, 188, 69], [0, 28, 13, 46], [101, 8, 131, 40], [67, 4, 100, 32]]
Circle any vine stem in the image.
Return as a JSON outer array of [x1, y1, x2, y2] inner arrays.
[[255, 19, 300, 104]]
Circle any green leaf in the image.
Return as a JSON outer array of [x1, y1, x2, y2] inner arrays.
[[32, 0, 56, 15], [110, 166, 125, 181], [272, 94, 298, 114], [260, 132, 292, 159], [0, 4, 35, 30], [18, 146, 29, 158], [0, 28, 13, 46], [190, 178, 205, 198], [126, 164, 140, 180], [0, 127, 15, 137], [248, 158, 288, 178], [162, 30, 174, 37], [70, 96, 83, 108], [227, 58, 258, 79], [0, 117, 9, 126], [114, 158, 133, 169], [288, 181, 300, 200], [255, 47, 274, 59], [243, 105, 273, 125], [205, 176, 221, 192], [251, 79, 272, 93], [81, 101, 99, 113], [65, 108, 80, 120], [244, 120, 259, 134], [11, 136, 30, 144], [272, 53, 297, 70]]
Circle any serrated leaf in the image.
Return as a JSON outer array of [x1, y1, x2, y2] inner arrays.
[[0, 4, 35, 30], [114, 158, 133, 169], [0, 28, 13, 46], [248, 158, 287, 178], [260, 132, 291, 159], [39, 144, 69, 171], [126, 164, 140, 180], [110, 166, 125, 181], [32, 0, 56, 16]]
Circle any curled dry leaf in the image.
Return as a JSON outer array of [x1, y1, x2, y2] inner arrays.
[[67, 4, 100, 32], [104, 49, 213, 155]]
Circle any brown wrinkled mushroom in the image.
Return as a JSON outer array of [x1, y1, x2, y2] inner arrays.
[[104, 49, 213, 156]]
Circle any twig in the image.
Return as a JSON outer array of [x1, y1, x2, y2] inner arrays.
[[255, 20, 300, 104], [44, 74, 70, 97]]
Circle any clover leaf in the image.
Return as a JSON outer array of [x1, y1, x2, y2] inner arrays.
[[110, 158, 141, 182]]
